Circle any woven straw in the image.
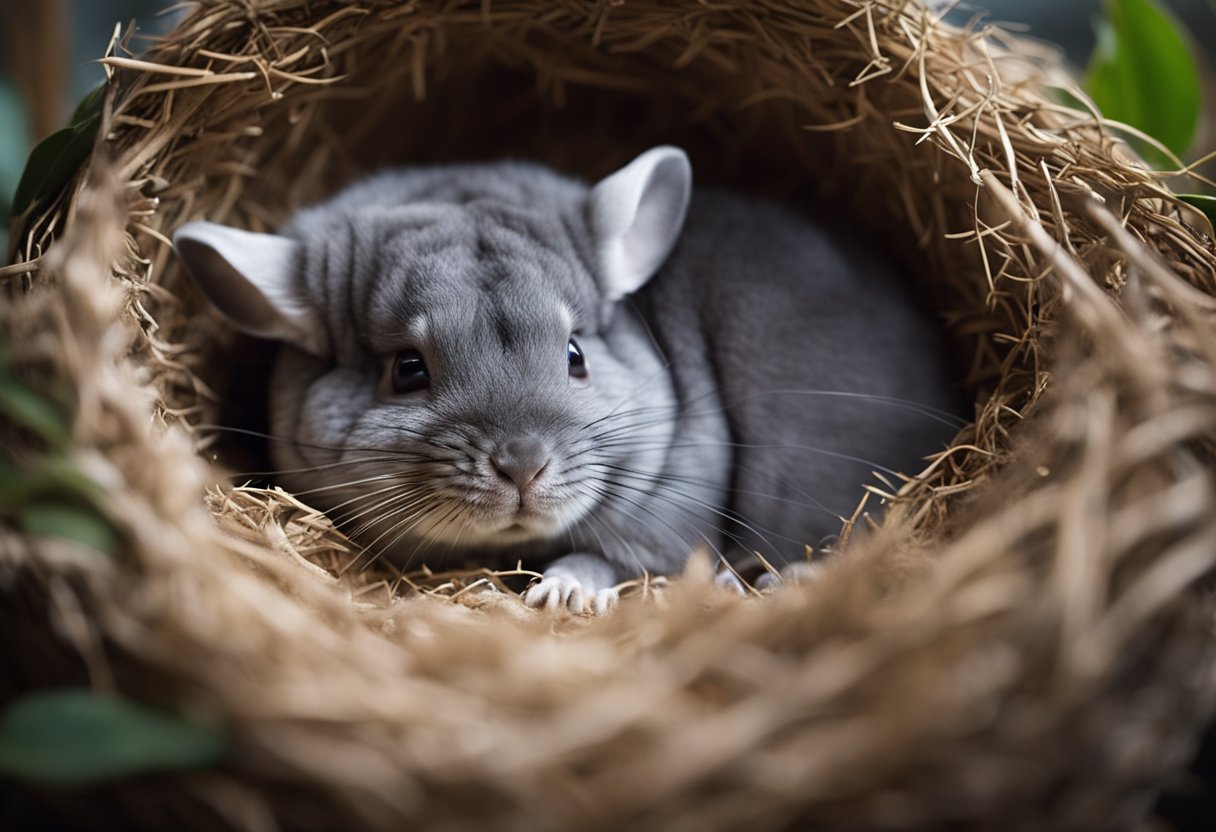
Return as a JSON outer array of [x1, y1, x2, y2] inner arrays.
[[4, 1, 1216, 829]]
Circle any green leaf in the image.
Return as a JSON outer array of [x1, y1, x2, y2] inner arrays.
[[68, 83, 106, 127], [0, 372, 70, 445], [1180, 194, 1216, 231], [10, 84, 105, 220], [0, 690, 225, 784], [20, 503, 117, 555], [0, 453, 109, 511], [1084, 0, 1201, 161], [0, 459, 33, 505], [39, 454, 109, 503]]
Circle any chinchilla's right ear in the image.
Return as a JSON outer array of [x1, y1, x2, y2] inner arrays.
[[173, 221, 323, 353], [586, 146, 692, 302]]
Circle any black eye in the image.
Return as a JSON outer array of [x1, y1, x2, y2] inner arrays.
[[391, 348, 430, 394], [567, 338, 588, 379]]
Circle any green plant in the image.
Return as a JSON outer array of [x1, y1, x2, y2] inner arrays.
[[0, 342, 118, 555], [9, 84, 103, 230], [0, 689, 225, 784], [0, 346, 225, 784], [1084, 0, 1215, 226]]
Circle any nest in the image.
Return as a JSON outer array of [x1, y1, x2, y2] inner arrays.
[[4, 1, 1216, 829]]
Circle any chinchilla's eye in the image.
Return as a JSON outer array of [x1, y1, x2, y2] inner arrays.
[[567, 338, 588, 379], [391, 348, 430, 394]]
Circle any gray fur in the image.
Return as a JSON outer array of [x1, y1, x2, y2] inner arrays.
[[174, 149, 960, 613]]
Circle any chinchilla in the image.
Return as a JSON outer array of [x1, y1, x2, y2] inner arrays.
[[173, 146, 962, 614]]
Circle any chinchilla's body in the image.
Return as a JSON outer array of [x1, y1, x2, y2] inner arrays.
[[174, 147, 960, 613]]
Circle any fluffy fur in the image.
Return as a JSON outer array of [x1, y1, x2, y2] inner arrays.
[[174, 148, 960, 612]]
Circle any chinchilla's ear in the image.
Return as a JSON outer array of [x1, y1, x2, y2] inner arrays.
[[586, 146, 691, 301], [173, 221, 323, 353]]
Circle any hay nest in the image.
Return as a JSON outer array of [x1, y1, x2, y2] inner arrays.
[[4, 1, 1216, 829]]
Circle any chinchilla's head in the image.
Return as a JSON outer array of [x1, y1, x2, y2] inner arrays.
[[173, 147, 691, 561]]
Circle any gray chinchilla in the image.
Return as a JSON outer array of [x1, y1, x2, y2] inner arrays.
[[173, 146, 962, 614]]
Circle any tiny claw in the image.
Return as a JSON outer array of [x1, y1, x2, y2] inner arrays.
[[524, 574, 594, 614]]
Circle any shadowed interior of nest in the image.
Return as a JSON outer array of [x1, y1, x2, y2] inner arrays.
[[5, 3, 1216, 830]]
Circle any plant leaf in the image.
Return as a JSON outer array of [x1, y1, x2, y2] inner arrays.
[[10, 84, 105, 220], [1084, 0, 1201, 160], [0, 371, 70, 445], [0, 690, 225, 784], [68, 83, 107, 128], [40, 454, 109, 503], [0, 452, 109, 509], [20, 503, 117, 555]]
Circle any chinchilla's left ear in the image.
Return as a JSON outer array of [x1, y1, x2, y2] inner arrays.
[[586, 146, 691, 301], [173, 221, 325, 354]]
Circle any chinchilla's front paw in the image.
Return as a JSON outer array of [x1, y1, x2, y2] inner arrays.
[[524, 575, 619, 615], [523, 553, 621, 615]]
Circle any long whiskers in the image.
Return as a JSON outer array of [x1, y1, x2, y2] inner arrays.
[[225, 455, 415, 481], [577, 479, 722, 569], [582, 387, 966, 442], [583, 465, 822, 559], [332, 485, 433, 539], [356, 497, 466, 574], [340, 494, 444, 574], [197, 423, 468, 457]]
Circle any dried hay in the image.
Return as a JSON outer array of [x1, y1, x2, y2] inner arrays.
[[4, 1, 1216, 829]]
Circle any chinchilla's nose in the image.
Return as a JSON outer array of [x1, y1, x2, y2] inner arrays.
[[490, 436, 551, 489]]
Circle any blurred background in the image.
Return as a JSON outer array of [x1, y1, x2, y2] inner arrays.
[[978, 0, 1215, 62], [0, 0, 1214, 247]]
